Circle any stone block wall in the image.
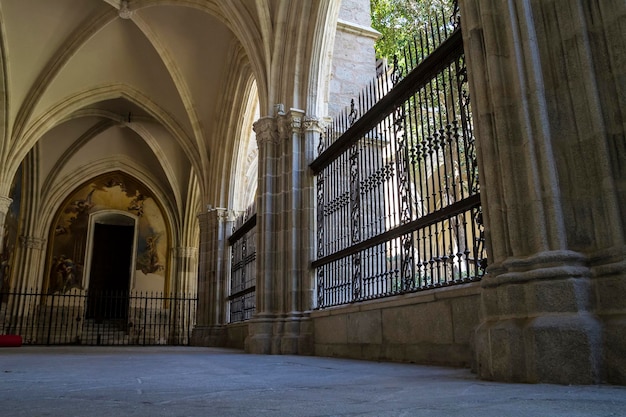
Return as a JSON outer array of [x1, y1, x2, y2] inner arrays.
[[327, 0, 379, 117], [224, 322, 248, 349], [310, 283, 482, 367]]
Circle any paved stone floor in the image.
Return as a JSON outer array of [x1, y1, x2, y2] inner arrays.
[[1, 346, 626, 417]]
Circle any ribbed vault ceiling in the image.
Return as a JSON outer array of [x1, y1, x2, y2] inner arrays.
[[0, 0, 336, 242]]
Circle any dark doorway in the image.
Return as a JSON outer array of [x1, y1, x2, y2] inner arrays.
[[87, 222, 134, 321]]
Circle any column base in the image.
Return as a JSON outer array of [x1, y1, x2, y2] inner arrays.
[[245, 317, 274, 354], [245, 313, 313, 355], [603, 314, 626, 384], [475, 313, 603, 384], [475, 312, 604, 384], [280, 314, 314, 355], [475, 253, 604, 384], [592, 256, 626, 384], [190, 325, 226, 347]]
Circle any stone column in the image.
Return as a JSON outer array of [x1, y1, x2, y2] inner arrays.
[[2, 235, 45, 334], [246, 116, 280, 353], [275, 110, 314, 355], [0, 196, 12, 254], [246, 109, 316, 355], [461, 0, 626, 383], [172, 246, 198, 294], [170, 246, 198, 343], [15, 236, 46, 290], [191, 208, 233, 346]]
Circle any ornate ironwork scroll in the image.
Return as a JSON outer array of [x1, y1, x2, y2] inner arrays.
[[350, 144, 362, 299], [310, 1, 485, 309]]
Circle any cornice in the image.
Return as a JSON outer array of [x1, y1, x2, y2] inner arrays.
[[336, 19, 381, 40]]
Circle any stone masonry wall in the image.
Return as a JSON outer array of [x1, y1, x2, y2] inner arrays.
[[328, 0, 379, 117], [310, 283, 482, 367]]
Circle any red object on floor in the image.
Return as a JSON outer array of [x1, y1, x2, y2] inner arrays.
[[0, 335, 22, 347]]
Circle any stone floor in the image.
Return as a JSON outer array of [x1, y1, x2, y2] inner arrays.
[[1, 346, 625, 417]]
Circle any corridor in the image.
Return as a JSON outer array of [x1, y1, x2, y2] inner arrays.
[[1, 346, 625, 416]]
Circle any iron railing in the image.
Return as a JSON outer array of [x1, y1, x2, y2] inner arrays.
[[228, 204, 257, 322], [311, 4, 486, 308], [0, 289, 197, 345]]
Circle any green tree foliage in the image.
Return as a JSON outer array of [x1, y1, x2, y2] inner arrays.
[[371, 0, 454, 63]]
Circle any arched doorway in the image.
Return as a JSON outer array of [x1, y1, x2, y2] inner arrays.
[[86, 212, 137, 322]]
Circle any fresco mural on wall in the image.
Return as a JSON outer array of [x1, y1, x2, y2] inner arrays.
[[0, 165, 22, 293], [48, 172, 168, 294]]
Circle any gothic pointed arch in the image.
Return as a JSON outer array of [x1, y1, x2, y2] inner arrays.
[[43, 171, 172, 295], [11, 84, 201, 193]]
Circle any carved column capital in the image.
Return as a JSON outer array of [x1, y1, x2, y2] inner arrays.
[[254, 117, 279, 146], [173, 246, 198, 260], [302, 116, 326, 133], [205, 207, 235, 223], [276, 109, 306, 139], [290, 112, 305, 133], [19, 236, 46, 250], [216, 208, 237, 223], [288, 108, 305, 132], [277, 115, 291, 138], [197, 211, 210, 230], [0, 196, 12, 214], [198, 208, 235, 228]]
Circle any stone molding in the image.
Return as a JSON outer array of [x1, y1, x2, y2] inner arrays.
[[336, 18, 380, 40], [173, 246, 198, 259], [0, 196, 12, 213], [482, 250, 590, 288], [198, 208, 235, 225], [215, 208, 236, 222], [19, 236, 46, 250], [197, 211, 209, 227]]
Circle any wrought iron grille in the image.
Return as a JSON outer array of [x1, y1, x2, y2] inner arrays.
[[0, 289, 197, 345], [311, 5, 486, 309], [228, 204, 257, 323]]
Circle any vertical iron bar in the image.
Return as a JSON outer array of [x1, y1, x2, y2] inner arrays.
[[142, 292, 148, 345], [46, 292, 55, 345]]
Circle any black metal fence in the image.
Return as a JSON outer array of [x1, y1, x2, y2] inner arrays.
[[311, 4, 486, 308], [228, 204, 257, 322], [0, 289, 196, 345]]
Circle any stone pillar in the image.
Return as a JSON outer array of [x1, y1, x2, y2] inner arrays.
[[0, 196, 12, 254], [15, 236, 46, 290], [246, 115, 280, 353], [191, 208, 233, 346], [2, 235, 45, 334], [169, 246, 198, 343], [276, 110, 314, 355], [246, 109, 315, 355], [172, 246, 198, 294], [461, 0, 626, 384]]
